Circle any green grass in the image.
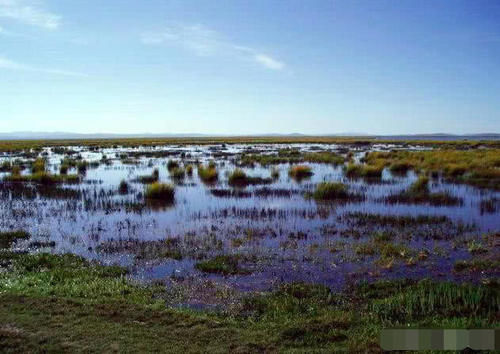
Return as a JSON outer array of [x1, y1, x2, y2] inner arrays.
[[197, 164, 218, 183], [1, 136, 499, 153], [387, 176, 462, 206], [454, 258, 500, 272], [31, 158, 46, 174], [169, 167, 185, 179], [228, 169, 272, 187], [144, 183, 175, 202], [0, 251, 497, 352], [364, 149, 500, 190], [195, 255, 250, 275], [312, 182, 349, 200], [344, 163, 384, 178]]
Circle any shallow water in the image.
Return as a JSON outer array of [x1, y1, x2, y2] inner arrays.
[[1, 143, 499, 294]]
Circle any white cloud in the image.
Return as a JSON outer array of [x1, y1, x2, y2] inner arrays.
[[141, 24, 285, 70], [0, 0, 60, 29], [254, 54, 285, 70], [0, 55, 87, 77]]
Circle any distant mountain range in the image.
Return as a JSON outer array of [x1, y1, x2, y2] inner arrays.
[[0, 131, 499, 141]]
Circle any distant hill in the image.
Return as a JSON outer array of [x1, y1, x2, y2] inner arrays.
[[0, 131, 498, 141]]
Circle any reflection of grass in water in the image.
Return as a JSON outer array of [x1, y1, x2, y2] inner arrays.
[[4, 172, 80, 185]]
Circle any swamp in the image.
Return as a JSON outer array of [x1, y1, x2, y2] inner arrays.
[[0, 137, 499, 352]]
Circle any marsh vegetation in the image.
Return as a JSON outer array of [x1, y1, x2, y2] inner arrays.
[[0, 139, 498, 351]]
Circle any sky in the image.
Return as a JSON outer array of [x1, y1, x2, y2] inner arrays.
[[0, 0, 499, 135]]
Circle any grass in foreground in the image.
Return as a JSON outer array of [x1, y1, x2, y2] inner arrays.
[[0, 251, 498, 352]]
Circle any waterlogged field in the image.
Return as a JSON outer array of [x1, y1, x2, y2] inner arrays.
[[1, 140, 499, 352]]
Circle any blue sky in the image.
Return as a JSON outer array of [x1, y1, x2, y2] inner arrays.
[[0, 0, 499, 135]]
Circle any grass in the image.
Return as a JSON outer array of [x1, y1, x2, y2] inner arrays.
[[31, 158, 46, 174], [118, 180, 129, 194], [241, 151, 344, 166], [364, 149, 500, 190], [228, 169, 272, 187], [185, 164, 193, 176], [0, 230, 30, 249], [344, 163, 384, 178], [167, 160, 179, 171], [1, 136, 499, 153], [271, 167, 280, 179], [454, 259, 500, 272], [144, 183, 175, 202], [346, 212, 450, 227], [195, 255, 250, 275], [386, 175, 462, 206], [136, 169, 159, 184], [197, 164, 218, 183], [312, 182, 349, 200], [288, 165, 313, 180], [4, 172, 80, 185], [0, 251, 497, 352], [169, 167, 185, 179]]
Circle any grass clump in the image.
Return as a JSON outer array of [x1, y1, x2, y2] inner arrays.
[[31, 158, 46, 174], [144, 183, 175, 202], [271, 167, 280, 179], [370, 280, 498, 322], [288, 165, 313, 180], [167, 160, 180, 171], [170, 167, 185, 180], [137, 168, 159, 184], [228, 168, 272, 187], [0, 230, 30, 249], [0, 160, 12, 172], [198, 164, 218, 183], [454, 259, 500, 272], [386, 175, 462, 206], [185, 164, 193, 176], [312, 182, 349, 201], [344, 163, 383, 178], [195, 255, 250, 275], [118, 180, 129, 194]]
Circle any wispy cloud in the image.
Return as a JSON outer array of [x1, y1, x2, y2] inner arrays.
[[0, 0, 60, 30], [0, 55, 87, 77], [141, 24, 285, 71]]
